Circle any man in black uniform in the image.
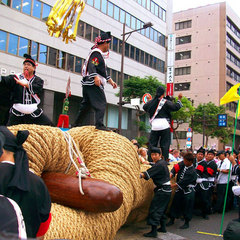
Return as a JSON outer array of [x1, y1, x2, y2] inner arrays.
[[140, 147, 171, 238], [0, 126, 51, 239], [194, 147, 209, 219], [74, 31, 117, 131], [167, 153, 197, 229], [0, 54, 53, 126], [143, 86, 183, 161]]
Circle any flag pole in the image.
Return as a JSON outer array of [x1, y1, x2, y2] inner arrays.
[[219, 89, 240, 235]]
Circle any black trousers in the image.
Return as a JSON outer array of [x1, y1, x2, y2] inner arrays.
[[214, 184, 228, 213], [147, 189, 171, 226], [148, 128, 171, 161], [74, 85, 106, 127], [170, 190, 195, 222], [195, 183, 209, 216], [206, 183, 214, 213], [7, 112, 53, 126]]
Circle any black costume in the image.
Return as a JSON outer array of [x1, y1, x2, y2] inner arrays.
[[169, 161, 197, 224], [143, 86, 182, 161], [0, 54, 52, 126], [74, 32, 112, 130], [0, 126, 51, 238]]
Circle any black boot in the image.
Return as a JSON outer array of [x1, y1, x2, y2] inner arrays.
[[166, 218, 175, 227], [157, 219, 167, 233], [143, 225, 157, 238], [179, 220, 189, 229]]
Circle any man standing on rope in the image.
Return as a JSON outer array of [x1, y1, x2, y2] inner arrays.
[[140, 147, 171, 238], [0, 126, 52, 239], [143, 86, 183, 161], [74, 31, 117, 131], [0, 54, 53, 126]]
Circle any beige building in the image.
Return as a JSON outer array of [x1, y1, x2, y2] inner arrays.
[[172, 2, 240, 150]]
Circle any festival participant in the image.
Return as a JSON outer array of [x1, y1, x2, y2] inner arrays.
[[74, 31, 117, 131], [140, 147, 171, 238], [213, 150, 231, 213], [0, 126, 51, 239], [205, 149, 218, 214], [143, 86, 183, 161], [0, 54, 53, 126], [194, 147, 209, 219], [167, 153, 197, 229]]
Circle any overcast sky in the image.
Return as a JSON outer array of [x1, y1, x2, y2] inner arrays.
[[172, 0, 240, 17]]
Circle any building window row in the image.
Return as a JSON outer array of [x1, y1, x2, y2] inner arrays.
[[77, 21, 165, 73], [133, 0, 166, 22], [86, 0, 166, 47], [1, 0, 51, 21], [175, 51, 191, 60], [174, 82, 191, 91], [227, 17, 240, 40], [0, 29, 131, 84], [175, 67, 191, 76], [173, 131, 187, 139], [226, 65, 240, 82], [176, 35, 191, 45], [226, 50, 240, 69], [175, 20, 192, 31], [227, 34, 240, 54]]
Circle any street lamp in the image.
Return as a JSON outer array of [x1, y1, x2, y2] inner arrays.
[[118, 22, 153, 134]]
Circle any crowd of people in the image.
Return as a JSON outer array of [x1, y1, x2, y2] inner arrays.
[[135, 140, 240, 238]]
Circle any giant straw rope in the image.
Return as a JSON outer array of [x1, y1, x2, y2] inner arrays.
[[8, 125, 154, 240]]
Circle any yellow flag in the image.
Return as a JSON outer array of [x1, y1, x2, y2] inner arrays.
[[220, 83, 240, 105]]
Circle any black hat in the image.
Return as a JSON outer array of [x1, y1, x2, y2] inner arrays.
[[216, 150, 225, 156], [0, 132, 5, 157], [207, 149, 215, 155], [156, 86, 165, 97], [23, 54, 37, 67], [151, 147, 161, 154], [99, 31, 111, 43], [225, 150, 231, 155], [197, 147, 205, 154], [0, 126, 30, 191]]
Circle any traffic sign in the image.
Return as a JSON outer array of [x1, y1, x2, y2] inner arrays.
[[186, 132, 192, 137], [187, 137, 192, 142], [218, 114, 227, 127], [186, 142, 192, 148], [187, 127, 192, 132], [142, 93, 152, 104]]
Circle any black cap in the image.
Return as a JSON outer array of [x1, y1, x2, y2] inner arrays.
[[23, 54, 37, 67], [207, 149, 215, 155], [225, 150, 231, 155], [197, 147, 205, 154], [151, 147, 161, 154], [156, 86, 165, 97], [216, 150, 225, 156], [233, 149, 239, 155]]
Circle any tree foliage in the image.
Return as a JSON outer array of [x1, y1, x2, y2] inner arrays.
[[190, 102, 233, 145]]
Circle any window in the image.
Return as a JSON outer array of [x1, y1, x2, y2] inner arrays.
[[150, 28, 154, 40], [175, 51, 191, 60], [22, 0, 31, 15], [19, 37, 29, 57], [107, 105, 128, 129], [67, 54, 74, 71], [94, 0, 100, 10], [174, 82, 191, 91], [75, 57, 82, 73], [0, 30, 7, 51], [131, 16, 136, 30], [92, 27, 99, 41], [31, 41, 38, 60], [77, 21, 84, 37], [125, 43, 129, 57], [48, 47, 57, 66], [175, 67, 191, 76], [57, 51, 66, 69], [12, 0, 21, 11], [87, 0, 93, 6], [8, 34, 18, 55], [1, 0, 11, 6], [111, 69, 117, 84], [112, 37, 118, 52], [85, 24, 92, 41], [140, 50, 144, 64], [120, 9, 125, 23], [107, 1, 113, 17], [130, 45, 135, 59], [114, 6, 120, 21], [101, 0, 107, 14], [32, 0, 41, 19], [39, 44, 47, 64], [173, 131, 187, 139], [175, 20, 192, 30], [145, 53, 149, 65], [146, 0, 150, 10], [42, 4, 51, 21], [135, 48, 140, 62], [176, 35, 191, 45], [126, 13, 131, 27]]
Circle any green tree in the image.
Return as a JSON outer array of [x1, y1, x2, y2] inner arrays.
[[117, 76, 165, 141], [171, 97, 195, 149], [190, 102, 233, 147]]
